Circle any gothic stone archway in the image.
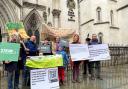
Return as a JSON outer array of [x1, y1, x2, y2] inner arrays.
[[24, 9, 43, 45], [0, 0, 18, 41]]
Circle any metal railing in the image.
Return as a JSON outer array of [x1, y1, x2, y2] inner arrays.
[[100, 46, 128, 67]]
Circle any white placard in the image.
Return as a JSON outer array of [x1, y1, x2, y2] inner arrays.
[[69, 44, 90, 61], [89, 44, 111, 61], [31, 68, 59, 89]]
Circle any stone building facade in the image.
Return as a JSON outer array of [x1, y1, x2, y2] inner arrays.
[[0, 0, 79, 44], [79, 0, 128, 45], [1, 0, 128, 45]]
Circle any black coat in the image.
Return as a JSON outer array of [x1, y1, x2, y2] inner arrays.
[[5, 43, 25, 72]]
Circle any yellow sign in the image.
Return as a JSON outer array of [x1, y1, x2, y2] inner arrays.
[[6, 22, 29, 39], [26, 55, 63, 68]]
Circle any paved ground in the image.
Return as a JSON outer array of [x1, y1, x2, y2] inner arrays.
[[1, 64, 128, 89]]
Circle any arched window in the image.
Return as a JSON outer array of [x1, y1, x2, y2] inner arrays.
[[98, 32, 103, 43], [110, 10, 114, 26], [97, 7, 102, 22], [28, 29, 33, 37], [24, 9, 42, 45]]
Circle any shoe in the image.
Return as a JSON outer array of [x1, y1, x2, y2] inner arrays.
[[62, 81, 65, 86], [59, 81, 62, 86], [72, 80, 76, 83], [83, 72, 87, 75], [76, 80, 81, 83], [97, 77, 103, 80], [90, 77, 95, 80], [61, 80, 65, 85]]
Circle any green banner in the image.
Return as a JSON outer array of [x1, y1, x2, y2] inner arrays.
[[0, 42, 20, 61], [26, 55, 63, 68], [6, 22, 24, 30]]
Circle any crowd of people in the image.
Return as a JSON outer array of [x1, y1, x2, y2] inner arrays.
[[4, 33, 103, 89]]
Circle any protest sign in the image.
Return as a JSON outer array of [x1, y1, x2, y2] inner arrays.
[[69, 44, 90, 61], [40, 45, 51, 53], [0, 42, 20, 61], [89, 44, 111, 61], [31, 68, 59, 89], [26, 55, 63, 68], [6, 22, 29, 38], [39, 42, 52, 54], [60, 39, 69, 47]]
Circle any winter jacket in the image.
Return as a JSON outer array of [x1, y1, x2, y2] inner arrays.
[[56, 50, 69, 68], [25, 40, 38, 56]]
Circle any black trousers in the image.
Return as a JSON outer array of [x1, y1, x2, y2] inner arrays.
[[89, 61, 101, 77], [83, 60, 91, 74]]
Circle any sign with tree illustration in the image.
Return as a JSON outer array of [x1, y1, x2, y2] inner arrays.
[[6, 22, 29, 39]]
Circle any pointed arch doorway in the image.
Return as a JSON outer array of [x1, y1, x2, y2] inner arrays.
[[24, 9, 43, 45]]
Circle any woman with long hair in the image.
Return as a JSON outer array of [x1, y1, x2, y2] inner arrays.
[[71, 34, 81, 83]]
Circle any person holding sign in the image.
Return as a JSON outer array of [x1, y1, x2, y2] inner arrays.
[[39, 38, 53, 55], [90, 34, 102, 80], [24, 36, 38, 86], [25, 36, 38, 56], [71, 34, 81, 83], [4, 34, 21, 89]]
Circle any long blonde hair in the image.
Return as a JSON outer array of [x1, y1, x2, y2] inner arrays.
[[10, 33, 20, 43]]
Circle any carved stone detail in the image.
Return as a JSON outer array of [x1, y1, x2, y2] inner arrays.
[[52, 9, 61, 17], [43, 11, 47, 23], [67, 0, 76, 10]]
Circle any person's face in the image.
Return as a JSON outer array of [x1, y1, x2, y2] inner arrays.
[[58, 46, 63, 51], [56, 37, 60, 43], [44, 40, 48, 44], [73, 35, 79, 42], [92, 34, 97, 40], [31, 36, 36, 42], [12, 36, 17, 42], [11, 35, 18, 42]]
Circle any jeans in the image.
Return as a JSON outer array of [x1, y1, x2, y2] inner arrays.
[[7, 69, 20, 89], [14, 69, 20, 89], [90, 61, 101, 78], [7, 71, 14, 89]]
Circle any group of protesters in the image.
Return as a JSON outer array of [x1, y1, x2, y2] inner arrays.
[[3, 33, 103, 89]]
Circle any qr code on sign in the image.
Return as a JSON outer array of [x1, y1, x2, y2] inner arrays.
[[48, 69, 58, 83]]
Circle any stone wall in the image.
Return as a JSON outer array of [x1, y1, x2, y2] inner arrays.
[[79, 0, 121, 44]]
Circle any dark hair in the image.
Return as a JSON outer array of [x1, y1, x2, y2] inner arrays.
[[92, 34, 97, 36], [86, 38, 91, 41], [45, 37, 50, 41]]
